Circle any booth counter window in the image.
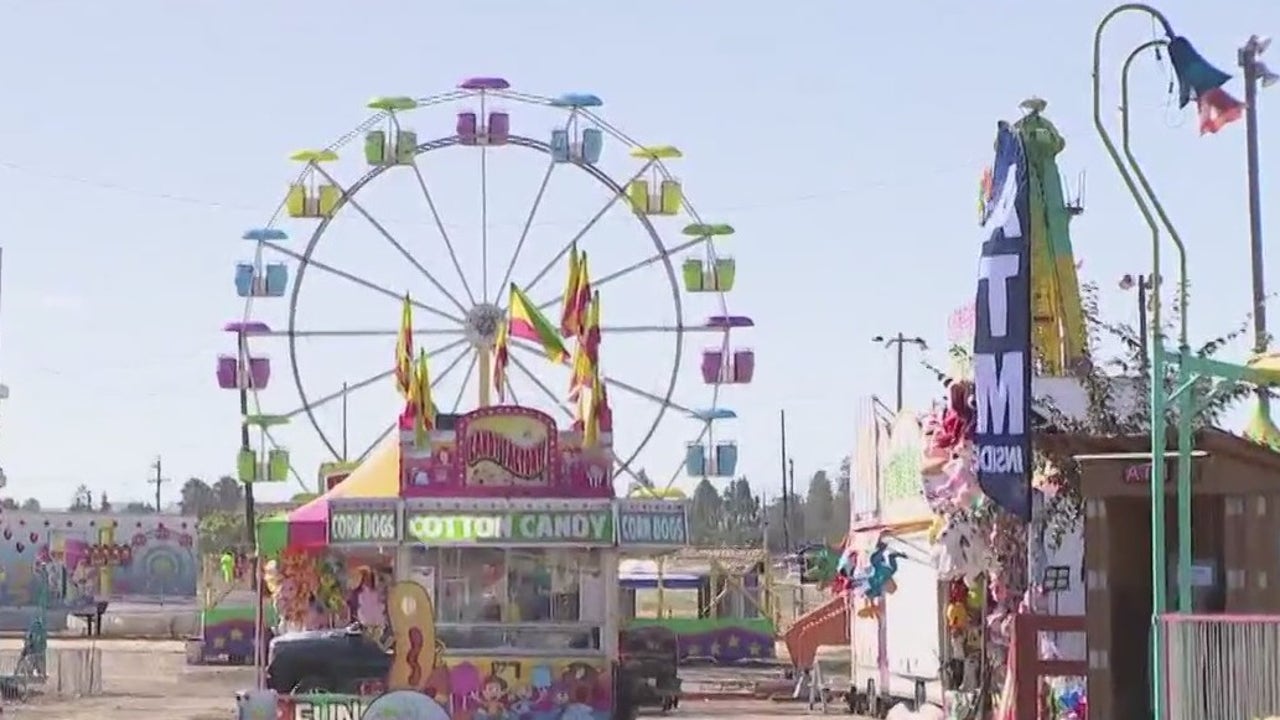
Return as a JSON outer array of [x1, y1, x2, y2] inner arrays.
[[408, 546, 605, 653]]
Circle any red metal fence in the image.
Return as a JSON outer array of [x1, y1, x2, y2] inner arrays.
[[1160, 613, 1280, 720]]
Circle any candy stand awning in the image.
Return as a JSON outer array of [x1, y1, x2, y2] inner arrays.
[[260, 440, 401, 554]]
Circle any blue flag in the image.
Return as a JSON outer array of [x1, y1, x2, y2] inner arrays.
[[973, 123, 1033, 521]]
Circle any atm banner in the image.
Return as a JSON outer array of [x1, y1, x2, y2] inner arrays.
[[973, 123, 1033, 522]]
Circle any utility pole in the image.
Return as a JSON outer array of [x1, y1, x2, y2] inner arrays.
[[1241, 36, 1275, 395], [1120, 274, 1150, 376], [148, 456, 169, 513], [779, 410, 790, 553], [787, 457, 796, 547], [872, 333, 928, 410]]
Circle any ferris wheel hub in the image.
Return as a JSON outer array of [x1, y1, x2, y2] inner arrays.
[[464, 302, 504, 349]]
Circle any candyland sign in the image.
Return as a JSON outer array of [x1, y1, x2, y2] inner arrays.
[[456, 406, 558, 485]]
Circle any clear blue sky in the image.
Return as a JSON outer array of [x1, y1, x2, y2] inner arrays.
[[0, 0, 1277, 507]]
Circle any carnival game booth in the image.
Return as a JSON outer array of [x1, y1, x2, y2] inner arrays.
[[619, 547, 776, 665], [188, 445, 402, 666], [249, 405, 691, 720]]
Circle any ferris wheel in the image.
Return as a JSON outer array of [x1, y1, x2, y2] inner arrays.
[[217, 77, 756, 490]]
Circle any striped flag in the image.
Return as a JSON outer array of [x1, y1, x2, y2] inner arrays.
[[412, 349, 434, 446], [569, 291, 601, 401], [560, 246, 583, 337], [394, 294, 413, 398], [493, 319, 509, 403], [508, 283, 568, 363]]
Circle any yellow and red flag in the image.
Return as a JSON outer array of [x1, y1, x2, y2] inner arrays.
[[508, 283, 568, 363], [493, 318, 510, 402], [584, 374, 609, 447], [559, 246, 583, 337], [569, 290, 601, 401], [394, 294, 414, 398], [568, 252, 592, 339], [412, 349, 434, 446]]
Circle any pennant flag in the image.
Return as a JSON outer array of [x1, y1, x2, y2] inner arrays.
[[559, 246, 583, 337], [1198, 87, 1245, 135], [569, 333, 590, 402], [570, 252, 593, 337], [412, 349, 434, 446], [508, 283, 569, 363], [583, 289, 601, 368], [394, 294, 414, 398], [569, 291, 601, 402], [595, 377, 613, 434], [584, 374, 601, 448], [493, 319, 510, 403]]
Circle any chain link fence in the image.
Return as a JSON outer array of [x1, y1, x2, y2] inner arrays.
[[0, 647, 103, 701]]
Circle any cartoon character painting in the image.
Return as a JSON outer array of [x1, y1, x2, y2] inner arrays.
[[476, 675, 510, 720]]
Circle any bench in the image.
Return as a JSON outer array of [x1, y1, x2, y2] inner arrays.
[[72, 601, 109, 637]]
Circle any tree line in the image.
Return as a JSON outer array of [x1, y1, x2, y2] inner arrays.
[[687, 456, 851, 551]]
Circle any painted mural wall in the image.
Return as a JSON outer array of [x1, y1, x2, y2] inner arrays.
[[0, 512, 198, 609]]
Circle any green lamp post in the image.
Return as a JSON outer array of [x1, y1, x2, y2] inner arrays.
[[1093, 4, 1252, 715]]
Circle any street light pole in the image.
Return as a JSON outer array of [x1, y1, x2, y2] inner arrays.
[[1096, 6, 1252, 715], [871, 333, 927, 411]]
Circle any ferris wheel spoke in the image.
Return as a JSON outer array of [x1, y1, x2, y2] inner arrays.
[[507, 340, 689, 416], [355, 421, 397, 464], [284, 337, 470, 419], [451, 351, 478, 413], [311, 165, 470, 316], [660, 423, 710, 491], [598, 325, 700, 334], [519, 162, 654, 297], [614, 456, 649, 489], [480, 145, 491, 301], [262, 240, 463, 325], [533, 234, 705, 312], [257, 327, 467, 339], [507, 353, 574, 419], [409, 162, 477, 306], [598, 373, 694, 416], [493, 161, 556, 305]]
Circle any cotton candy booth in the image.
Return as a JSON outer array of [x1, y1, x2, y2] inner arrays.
[[235, 405, 691, 720]]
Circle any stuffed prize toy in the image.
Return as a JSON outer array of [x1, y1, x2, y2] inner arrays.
[[945, 580, 968, 633]]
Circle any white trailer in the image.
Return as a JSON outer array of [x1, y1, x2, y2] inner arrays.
[[847, 528, 943, 716]]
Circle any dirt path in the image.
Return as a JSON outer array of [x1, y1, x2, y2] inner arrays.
[[2, 639, 251, 720], [1, 639, 857, 720]]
